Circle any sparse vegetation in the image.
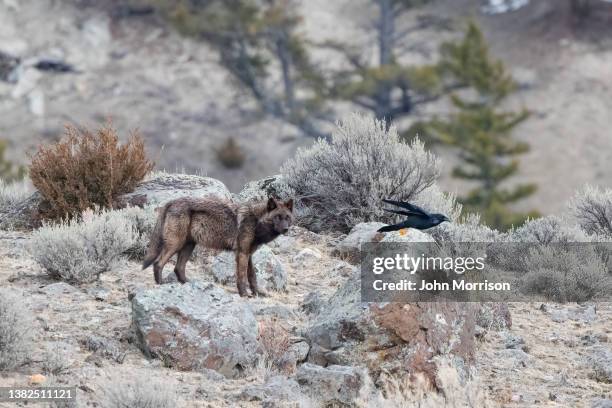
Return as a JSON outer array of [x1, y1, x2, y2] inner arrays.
[[216, 137, 246, 169], [0, 140, 26, 182], [30, 208, 139, 283], [99, 374, 175, 408], [0, 288, 34, 371], [0, 178, 32, 210], [571, 185, 612, 237], [29, 124, 154, 220], [281, 114, 441, 232], [257, 318, 291, 374]]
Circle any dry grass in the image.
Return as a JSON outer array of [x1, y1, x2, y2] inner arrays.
[[29, 123, 154, 219], [255, 318, 292, 375]]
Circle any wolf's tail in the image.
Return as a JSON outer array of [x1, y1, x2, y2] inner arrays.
[[142, 203, 171, 270]]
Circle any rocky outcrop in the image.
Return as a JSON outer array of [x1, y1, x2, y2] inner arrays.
[[211, 245, 287, 291], [296, 363, 368, 406], [305, 273, 477, 387], [333, 221, 434, 263], [131, 282, 258, 378], [118, 173, 232, 208]]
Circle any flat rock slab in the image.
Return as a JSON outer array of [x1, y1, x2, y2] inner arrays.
[[131, 281, 258, 378]]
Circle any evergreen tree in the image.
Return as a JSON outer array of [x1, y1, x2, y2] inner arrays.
[[147, 0, 329, 138], [330, 0, 447, 126], [425, 23, 537, 230]]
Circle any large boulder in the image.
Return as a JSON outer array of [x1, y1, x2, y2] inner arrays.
[[210, 245, 287, 291], [296, 363, 368, 406], [305, 273, 477, 387], [119, 173, 232, 208], [131, 281, 258, 377], [333, 222, 434, 263]]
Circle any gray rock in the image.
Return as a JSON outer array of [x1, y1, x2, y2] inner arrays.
[[119, 173, 231, 208], [333, 222, 386, 263], [589, 346, 612, 383], [296, 363, 367, 406], [211, 245, 286, 291], [131, 281, 258, 377], [305, 274, 477, 387], [82, 335, 126, 363], [241, 375, 303, 404], [38, 282, 79, 296], [300, 291, 324, 315], [267, 234, 297, 254], [331, 261, 356, 277], [502, 332, 526, 351], [87, 286, 111, 301], [592, 399, 612, 408], [293, 248, 322, 264]]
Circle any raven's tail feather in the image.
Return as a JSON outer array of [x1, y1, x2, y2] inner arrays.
[[377, 224, 401, 233]]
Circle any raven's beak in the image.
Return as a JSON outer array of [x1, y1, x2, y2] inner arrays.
[[443, 216, 450, 222]]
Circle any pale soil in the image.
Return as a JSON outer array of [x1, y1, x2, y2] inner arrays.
[[0, 228, 610, 407]]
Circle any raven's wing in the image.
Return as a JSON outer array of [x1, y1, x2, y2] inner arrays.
[[382, 199, 429, 216], [383, 208, 420, 217]]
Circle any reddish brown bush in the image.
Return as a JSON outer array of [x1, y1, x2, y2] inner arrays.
[[29, 124, 154, 219]]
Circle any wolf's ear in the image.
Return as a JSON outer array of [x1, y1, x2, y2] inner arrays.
[[284, 199, 294, 211], [267, 197, 277, 211]]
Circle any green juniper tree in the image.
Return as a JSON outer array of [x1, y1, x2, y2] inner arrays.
[[425, 23, 537, 230], [329, 0, 449, 125]]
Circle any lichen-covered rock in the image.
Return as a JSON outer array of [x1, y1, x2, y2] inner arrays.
[[477, 302, 512, 330], [333, 222, 433, 263], [241, 375, 305, 406], [210, 245, 287, 291], [333, 222, 386, 263], [293, 248, 322, 264], [119, 173, 231, 208], [305, 275, 477, 387], [131, 281, 258, 377], [296, 363, 368, 406]]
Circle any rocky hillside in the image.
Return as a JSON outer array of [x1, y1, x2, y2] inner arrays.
[[0, 173, 610, 407], [1, 0, 612, 212]]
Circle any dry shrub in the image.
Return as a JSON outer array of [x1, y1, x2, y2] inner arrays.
[[99, 374, 175, 408], [256, 319, 291, 374], [571, 185, 612, 237], [29, 124, 154, 219], [216, 137, 245, 169]]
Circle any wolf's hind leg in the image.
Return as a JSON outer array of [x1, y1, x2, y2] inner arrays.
[[153, 242, 182, 284], [174, 242, 195, 284], [247, 257, 259, 296]]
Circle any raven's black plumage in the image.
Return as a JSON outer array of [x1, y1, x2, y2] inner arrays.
[[378, 200, 449, 232]]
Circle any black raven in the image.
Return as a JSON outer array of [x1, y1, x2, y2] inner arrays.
[[377, 199, 449, 232]]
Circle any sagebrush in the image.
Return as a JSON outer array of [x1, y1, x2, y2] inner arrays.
[[30, 208, 139, 283], [0, 178, 32, 211], [281, 114, 446, 232], [571, 185, 612, 237], [100, 374, 175, 408], [0, 288, 34, 371], [29, 124, 154, 219]]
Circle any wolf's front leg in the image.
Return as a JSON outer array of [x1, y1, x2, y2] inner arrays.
[[247, 257, 258, 296], [235, 251, 250, 297]]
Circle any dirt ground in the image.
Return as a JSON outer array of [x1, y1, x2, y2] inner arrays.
[[0, 226, 610, 407]]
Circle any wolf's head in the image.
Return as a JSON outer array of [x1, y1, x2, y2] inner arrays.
[[264, 197, 294, 234]]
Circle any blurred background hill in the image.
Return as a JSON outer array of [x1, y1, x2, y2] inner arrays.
[[1, 0, 612, 217]]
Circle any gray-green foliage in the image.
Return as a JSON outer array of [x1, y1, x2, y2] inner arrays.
[[281, 114, 451, 232], [571, 185, 612, 237], [100, 374, 175, 408], [0, 289, 34, 371], [30, 208, 144, 283]]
